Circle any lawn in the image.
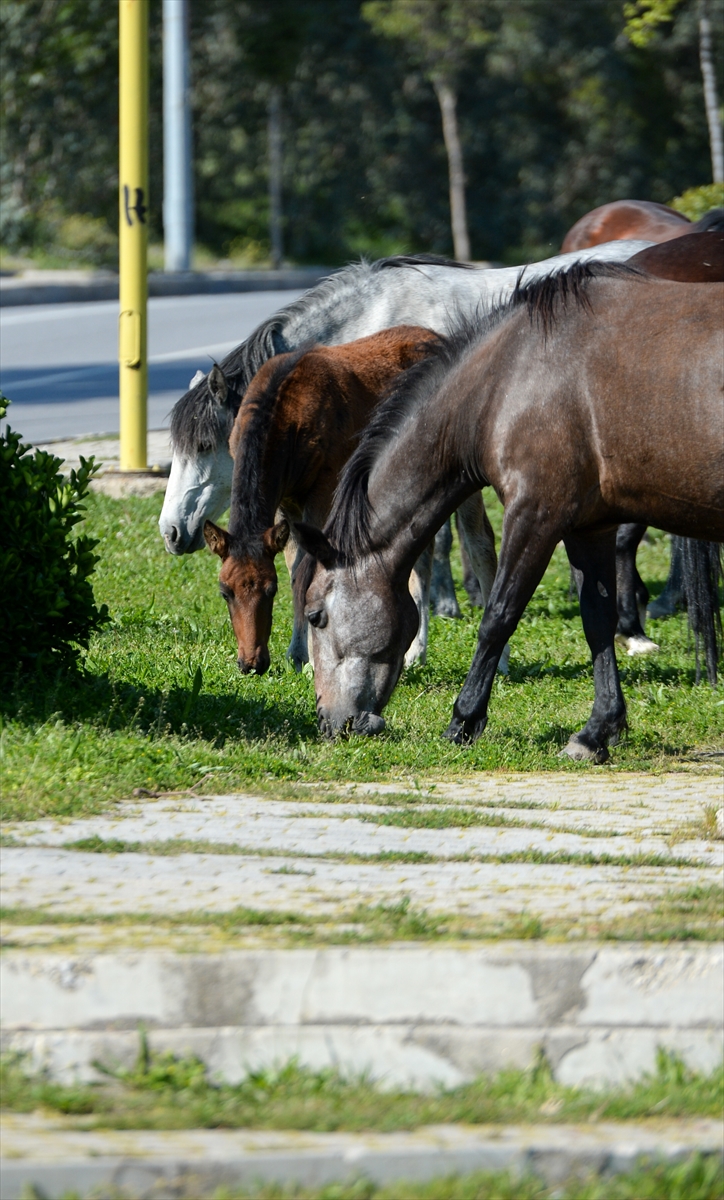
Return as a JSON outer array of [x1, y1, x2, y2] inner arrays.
[[1, 490, 722, 820]]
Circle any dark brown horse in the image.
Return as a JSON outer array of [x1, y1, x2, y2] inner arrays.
[[561, 199, 724, 251], [296, 265, 723, 759], [203, 326, 496, 674], [627, 229, 724, 282]]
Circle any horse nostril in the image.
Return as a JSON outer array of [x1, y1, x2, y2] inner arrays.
[[169, 526, 179, 545], [237, 658, 253, 675]]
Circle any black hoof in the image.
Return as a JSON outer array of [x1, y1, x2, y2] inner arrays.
[[443, 714, 486, 745]]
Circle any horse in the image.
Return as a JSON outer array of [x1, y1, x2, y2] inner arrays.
[[561, 199, 724, 252], [202, 327, 495, 673], [627, 229, 724, 282], [294, 264, 723, 760], [159, 243, 652, 622]]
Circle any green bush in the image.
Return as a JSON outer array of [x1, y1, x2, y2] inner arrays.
[[670, 183, 724, 221], [0, 396, 108, 673]]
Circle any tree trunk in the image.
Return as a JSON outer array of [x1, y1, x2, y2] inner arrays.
[[432, 77, 470, 261], [268, 84, 283, 268], [699, 0, 723, 184]]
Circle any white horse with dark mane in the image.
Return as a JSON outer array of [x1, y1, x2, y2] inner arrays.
[[160, 243, 652, 626]]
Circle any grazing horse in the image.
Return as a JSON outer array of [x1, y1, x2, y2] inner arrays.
[[295, 265, 723, 760], [561, 199, 724, 252], [202, 327, 495, 672], [159, 244, 651, 620]]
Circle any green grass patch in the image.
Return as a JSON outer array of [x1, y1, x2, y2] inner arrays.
[[355, 805, 623, 837], [1, 493, 722, 821], [2, 1047, 722, 1133], [2, 883, 722, 944]]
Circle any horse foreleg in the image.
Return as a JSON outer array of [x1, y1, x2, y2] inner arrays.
[[614, 523, 658, 656], [457, 524, 484, 607], [562, 528, 627, 763], [444, 507, 558, 744], [430, 520, 462, 618], [405, 544, 433, 667], [283, 530, 310, 671], [456, 492, 510, 674]]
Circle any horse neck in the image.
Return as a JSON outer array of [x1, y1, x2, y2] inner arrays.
[[228, 395, 302, 540], [365, 395, 473, 576]]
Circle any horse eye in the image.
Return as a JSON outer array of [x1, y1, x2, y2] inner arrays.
[[219, 586, 233, 603], [307, 608, 327, 629]]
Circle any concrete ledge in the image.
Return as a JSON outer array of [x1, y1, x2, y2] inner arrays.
[[0, 267, 330, 307], [1, 1116, 721, 1199], [2, 945, 722, 1088]]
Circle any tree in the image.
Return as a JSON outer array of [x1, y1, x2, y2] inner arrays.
[[624, 0, 723, 183], [363, 0, 493, 260]]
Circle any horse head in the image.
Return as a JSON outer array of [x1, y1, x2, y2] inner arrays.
[[295, 523, 419, 738], [160, 365, 236, 554], [205, 517, 289, 675]]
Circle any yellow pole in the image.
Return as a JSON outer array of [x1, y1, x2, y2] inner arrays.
[[119, 0, 149, 470]]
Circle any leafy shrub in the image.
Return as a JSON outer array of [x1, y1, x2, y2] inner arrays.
[[0, 396, 108, 673], [670, 183, 724, 222]]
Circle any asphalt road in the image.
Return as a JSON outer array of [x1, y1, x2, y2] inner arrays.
[[0, 290, 303, 443]]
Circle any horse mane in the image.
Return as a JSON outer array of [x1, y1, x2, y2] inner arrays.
[[169, 256, 478, 455], [513, 259, 643, 334], [325, 313, 492, 560], [326, 260, 648, 560], [691, 207, 724, 233], [227, 346, 310, 552]]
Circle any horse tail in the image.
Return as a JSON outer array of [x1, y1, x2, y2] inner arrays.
[[681, 538, 723, 684]]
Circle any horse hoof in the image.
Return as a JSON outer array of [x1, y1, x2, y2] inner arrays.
[[404, 642, 427, 668], [615, 633, 660, 656], [647, 596, 681, 621], [431, 598, 462, 619], [443, 715, 486, 744], [560, 738, 610, 765]]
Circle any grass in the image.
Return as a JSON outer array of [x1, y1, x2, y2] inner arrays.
[[2, 883, 722, 945], [0, 492, 722, 821], [2, 1047, 722, 1131]]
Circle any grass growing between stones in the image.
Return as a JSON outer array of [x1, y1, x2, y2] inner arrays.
[[3, 882, 723, 945], [2, 1049, 722, 1132], [1, 492, 722, 821]]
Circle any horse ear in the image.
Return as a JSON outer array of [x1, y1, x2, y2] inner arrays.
[[208, 364, 228, 404], [204, 520, 230, 559], [263, 519, 290, 557], [294, 522, 337, 567], [189, 369, 205, 390]]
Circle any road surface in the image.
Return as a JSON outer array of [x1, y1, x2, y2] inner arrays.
[[0, 291, 303, 443]]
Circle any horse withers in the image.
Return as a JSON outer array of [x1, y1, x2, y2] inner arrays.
[[203, 327, 497, 674], [296, 266, 723, 761]]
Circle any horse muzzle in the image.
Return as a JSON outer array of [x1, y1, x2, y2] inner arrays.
[[161, 524, 205, 555], [237, 647, 271, 676], [317, 708, 386, 739]]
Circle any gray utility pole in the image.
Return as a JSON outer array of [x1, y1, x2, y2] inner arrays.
[[163, 0, 194, 272]]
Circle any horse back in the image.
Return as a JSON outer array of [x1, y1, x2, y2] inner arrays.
[[561, 200, 690, 253]]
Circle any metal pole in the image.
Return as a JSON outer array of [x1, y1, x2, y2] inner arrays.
[[119, 0, 149, 470], [163, 0, 194, 271]]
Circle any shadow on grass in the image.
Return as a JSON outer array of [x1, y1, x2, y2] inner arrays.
[[0, 665, 320, 747]]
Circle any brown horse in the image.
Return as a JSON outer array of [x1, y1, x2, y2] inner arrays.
[[627, 230, 724, 282], [561, 199, 690, 251], [203, 326, 497, 674], [296, 265, 723, 758]]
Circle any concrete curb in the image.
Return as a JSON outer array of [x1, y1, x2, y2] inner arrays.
[[0, 267, 330, 307], [1, 1117, 721, 1199], [2, 944, 722, 1089]]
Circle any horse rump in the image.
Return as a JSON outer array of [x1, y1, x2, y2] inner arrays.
[[681, 539, 723, 684]]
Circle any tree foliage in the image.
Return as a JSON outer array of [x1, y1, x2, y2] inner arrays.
[[0, 0, 722, 265]]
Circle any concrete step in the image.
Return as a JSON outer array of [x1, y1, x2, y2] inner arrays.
[[2, 943, 722, 1089], [1, 1115, 722, 1200]]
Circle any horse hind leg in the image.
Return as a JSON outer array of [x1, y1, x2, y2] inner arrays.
[[614, 523, 659, 656], [429, 520, 462, 618], [562, 528, 627, 763], [648, 535, 685, 620], [405, 544, 433, 667]]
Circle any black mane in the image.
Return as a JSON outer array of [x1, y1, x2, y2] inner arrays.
[[372, 253, 475, 271], [227, 347, 310, 552], [513, 259, 643, 334]]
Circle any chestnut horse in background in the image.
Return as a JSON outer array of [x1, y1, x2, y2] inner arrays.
[[561, 199, 724, 252], [203, 327, 497, 675]]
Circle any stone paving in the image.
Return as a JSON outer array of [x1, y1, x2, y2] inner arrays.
[[3, 773, 721, 929]]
